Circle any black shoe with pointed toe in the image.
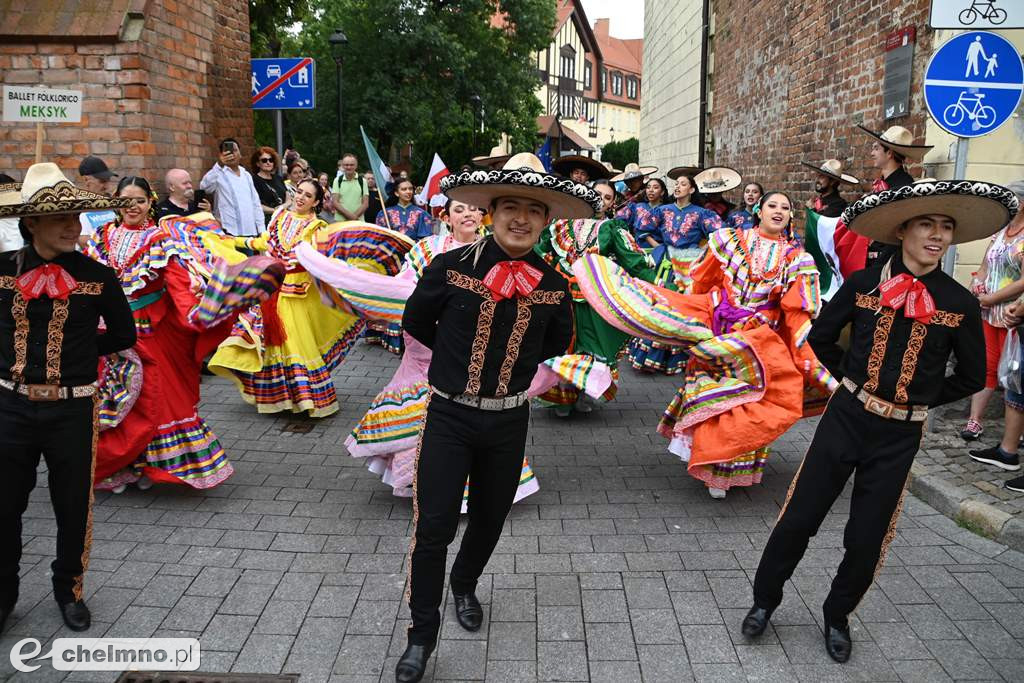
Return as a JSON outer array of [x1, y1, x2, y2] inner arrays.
[[741, 605, 772, 637], [58, 600, 91, 632], [395, 641, 434, 683], [453, 591, 483, 632], [824, 616, 852, 663]]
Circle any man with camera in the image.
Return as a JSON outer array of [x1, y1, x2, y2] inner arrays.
[[155, 169, 212, 220], [199, 138, 265, 236]]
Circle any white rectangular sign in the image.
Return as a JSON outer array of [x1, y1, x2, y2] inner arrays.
[[930, 0, 1024, 29], [3, 86, 83, 123]]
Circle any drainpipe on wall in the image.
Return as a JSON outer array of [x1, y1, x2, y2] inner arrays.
[[698, 0, 711, 167]]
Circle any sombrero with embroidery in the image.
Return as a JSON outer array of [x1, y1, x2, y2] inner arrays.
[[551, 154, 610, 181], [801, 158, 860, 185], [610, 163, 658, 184], [856, 124, 934, 161], [841, 180, 1019, 245], [441, 152, 601, 219], [0, 162, 134, 218], [667, 165, 703, 180], [695, 166, 742, 194]]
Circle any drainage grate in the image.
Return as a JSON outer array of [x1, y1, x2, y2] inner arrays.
[[116, 673, 300, 683]]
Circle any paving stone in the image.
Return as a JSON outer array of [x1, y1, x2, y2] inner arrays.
[[924, 639, 1000, 680], [637, 643, 693, 682], [232, 633, 293, 674], [536, 575, 581, 606], [586, 621, 638, 660], [254, 598, 310, 635], [201, 614, 257, 651], [537, 641, 589, 682], [433, 638, 487, 680], [630, 608, 682, 644], [492, 588, 537, 622], [537, 605, 585, 641], [489, 621, 537, 660], [485, 660, 538, 682], [589, 660, 643, 683], [582, 589, 629, 622], [680, 624, 738, 663], [333, 634, 389, 676]]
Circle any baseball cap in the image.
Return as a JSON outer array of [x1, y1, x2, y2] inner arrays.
[[78, 155, 117, 181]]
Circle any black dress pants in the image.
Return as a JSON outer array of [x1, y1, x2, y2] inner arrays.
[[0, 389, 97, 608], [753, 387, 922, 624], [407, 394, 530, 645]]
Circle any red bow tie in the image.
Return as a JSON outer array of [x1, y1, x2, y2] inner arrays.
[[879, 273, 935, 323], [482, 260, 543, 301], [16, 263, 78, 301]]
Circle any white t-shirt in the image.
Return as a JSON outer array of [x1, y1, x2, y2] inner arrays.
[[0, 217, 22, 252], [79, 210, 118, 237]]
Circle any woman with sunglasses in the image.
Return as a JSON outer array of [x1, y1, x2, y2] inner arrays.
[[250, 147, 287, 219]]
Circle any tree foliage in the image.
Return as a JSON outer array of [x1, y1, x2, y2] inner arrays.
[[251, 0, 555, 180], [600, 138, 639, 172]]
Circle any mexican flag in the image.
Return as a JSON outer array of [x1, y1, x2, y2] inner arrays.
[[803, 210, 844, 301]]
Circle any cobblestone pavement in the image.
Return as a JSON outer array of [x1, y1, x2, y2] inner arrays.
[[3, 343, 1024, 682], [918, 396, 1024, 519]]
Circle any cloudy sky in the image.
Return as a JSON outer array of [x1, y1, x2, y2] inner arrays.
[[580, 0, 644, 39]]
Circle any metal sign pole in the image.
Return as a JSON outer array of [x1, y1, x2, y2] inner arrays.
[[941, 136, 969, 276], [275, 110, 283, 158]]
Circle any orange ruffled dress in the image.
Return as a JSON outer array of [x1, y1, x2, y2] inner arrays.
[[573, 227, 836, 491]]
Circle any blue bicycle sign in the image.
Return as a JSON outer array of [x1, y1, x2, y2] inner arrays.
[[924, 31, 1024, 138], [942, 91, 997, 130]]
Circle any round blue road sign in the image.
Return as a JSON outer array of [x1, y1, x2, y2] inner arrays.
[[924, 31, 1024, 138]]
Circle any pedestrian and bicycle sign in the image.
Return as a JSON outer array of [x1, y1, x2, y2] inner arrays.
[[930, 1, 1023, 29], [923, 31, 1024, 138], [251, 57, 316, 110]]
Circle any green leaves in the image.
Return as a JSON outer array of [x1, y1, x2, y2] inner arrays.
[[250, 0, 555, 180]]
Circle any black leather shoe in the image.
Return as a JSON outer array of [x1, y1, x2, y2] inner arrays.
[[59, 600, 91, 632], [741, 605, 772, 637], [395, 641, 434, 683], [452, 591, 483, 631], [824, 616, 852, 663]]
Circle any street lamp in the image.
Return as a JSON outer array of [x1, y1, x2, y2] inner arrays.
[[328, 28, 348, 163], [469, 94, 482, 151]]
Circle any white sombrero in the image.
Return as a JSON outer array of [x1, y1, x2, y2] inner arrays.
[[0, 162, 133, 218], [856, 124, 934, 161], [610, 163, 658, 184], [441, 152, 600, 219], [841, 180, 1019, 245], [695, 166, 742, 194], [800, 158, 860, 185], [471, 144, 512, 169]]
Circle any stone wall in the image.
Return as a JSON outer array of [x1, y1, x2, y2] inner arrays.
[[708, 0, 933, 195], [638, 0, 704, 172], [0, 0, 253, 190]]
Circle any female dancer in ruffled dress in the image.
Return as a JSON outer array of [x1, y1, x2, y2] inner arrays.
[[209, 179, 406, 417], [534, 214, 656, 417], [88, 177, 283, 492], [574, 191, 835, 499], [726, 182, 764, 231], [296, 200, 541, 506], [628, 174, 720, 375]]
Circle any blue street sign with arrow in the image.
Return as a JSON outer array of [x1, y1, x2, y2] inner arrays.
[[923, 31, 1023, 138], [251, 57, 316, 110]]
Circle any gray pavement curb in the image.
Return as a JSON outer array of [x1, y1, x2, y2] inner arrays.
[[908, 463, 1024, 551]]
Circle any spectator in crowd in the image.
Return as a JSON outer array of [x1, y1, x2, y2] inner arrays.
[[154, 169, 211, 220], [0, 173, 21, 251], [200, 138, 265, 237], [284, 159, 310, 209], [365, 171, 384, 224], [317, 171, 336, 222], [77, 156, 119, 240], [250, 146, 288, 220], [332, 153, 369, 222]]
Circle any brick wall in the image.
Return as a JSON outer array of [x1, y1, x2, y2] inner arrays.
[[708, 0, 933, 200], [0, 0, 253, 192]]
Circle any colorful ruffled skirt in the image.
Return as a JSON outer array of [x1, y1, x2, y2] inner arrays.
[[209, 276, 364, 417], [95, 257, 284, 490]]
